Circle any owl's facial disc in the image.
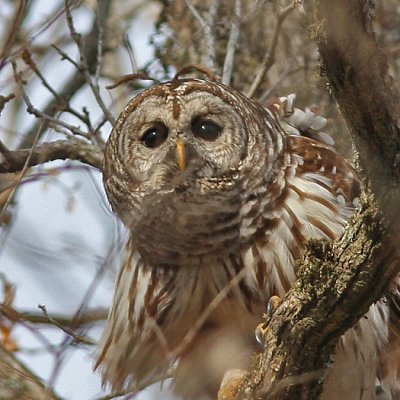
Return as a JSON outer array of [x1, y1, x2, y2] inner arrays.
[[114, 83, 249, 195]]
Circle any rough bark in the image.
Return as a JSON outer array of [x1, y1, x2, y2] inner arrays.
[[0, 344, 60, 400], [309, 0, 400, 219], [232, 1, 400, 399]]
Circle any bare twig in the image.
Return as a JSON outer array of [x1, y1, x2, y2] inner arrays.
[[94, 10, 104, 84], [21, 48, 90, 125], [0, 0, 27, 70], [173, 63, 220, 81], [106, 72, 156, 90], [246, 2, 296, 98], [51, 43, 81, 70], [0, 117, 43, 215], [37, 304, 95, 346], [19, 0, 114, 149], [0, 304, 107, 327], [12, 61, 91, 139], [21, 49, 63, 100], [222, 0, 241, 86], [259, 65, 304, 101], [65, 0, 115, 127]]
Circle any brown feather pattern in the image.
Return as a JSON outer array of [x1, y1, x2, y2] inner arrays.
[[96, 79, 398, 400]]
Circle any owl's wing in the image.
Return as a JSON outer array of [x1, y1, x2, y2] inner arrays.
[[241, 92, 366, 313], [244, 133, 361, 298], [265, 93, 335, 146]]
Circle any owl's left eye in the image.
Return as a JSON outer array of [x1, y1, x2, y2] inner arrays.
[[141, 123, 168, 148], [191, 118, 222, 141]]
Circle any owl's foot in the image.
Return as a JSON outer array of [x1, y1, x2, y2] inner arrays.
[[218, 368, 248, 400], [255, 295, 282, 346]]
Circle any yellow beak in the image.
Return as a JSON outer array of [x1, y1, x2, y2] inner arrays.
[[175, 139, 186, 171]]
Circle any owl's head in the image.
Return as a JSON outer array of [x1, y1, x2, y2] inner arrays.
[[106, 79, 253, 189], [103, 79, 284, 263]]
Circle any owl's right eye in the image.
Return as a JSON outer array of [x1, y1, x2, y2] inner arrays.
[[141, 123, 168, 148]]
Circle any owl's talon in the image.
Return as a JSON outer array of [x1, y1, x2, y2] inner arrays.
[[255, 296, 282, 346], [267, 295, 282, 316], [255, 322, 268, 346]]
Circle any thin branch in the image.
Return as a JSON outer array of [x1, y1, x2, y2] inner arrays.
[[65, 0, 115, 127], [21, 48, 90, 125], [222, 0, 241, 86], [173, 63, 220, 81], [246, 2, 296, 98], [0, 0, 27, 70], [21, 49, 64, 100], [0, 118, 43, 216], [37, 304, 95, 346], [0, 304, 107, 327], [94, 10, 104, 84], [51, 43, 81, 70], [19, 0, 114, 149], [259, 64, 304, 101], [106, 72, 156, 90], [12, 61, 91, 139]]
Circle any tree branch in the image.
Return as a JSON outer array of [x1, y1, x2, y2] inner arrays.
[[0, 139, 103, 173]]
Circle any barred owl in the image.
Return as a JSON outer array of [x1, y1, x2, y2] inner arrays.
[[96, 78, 399, 399]]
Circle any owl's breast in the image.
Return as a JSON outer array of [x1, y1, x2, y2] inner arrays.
[[130, 189, 243, 267]]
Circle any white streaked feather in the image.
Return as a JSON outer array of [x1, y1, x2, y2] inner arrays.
[[276, 94, 335, 146]]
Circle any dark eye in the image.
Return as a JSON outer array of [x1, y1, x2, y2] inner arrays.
[[191, 118, 222, 141], [141, 123, 168, 148]]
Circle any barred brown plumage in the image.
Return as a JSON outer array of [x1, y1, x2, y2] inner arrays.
[[95, 78, 397, 399]]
